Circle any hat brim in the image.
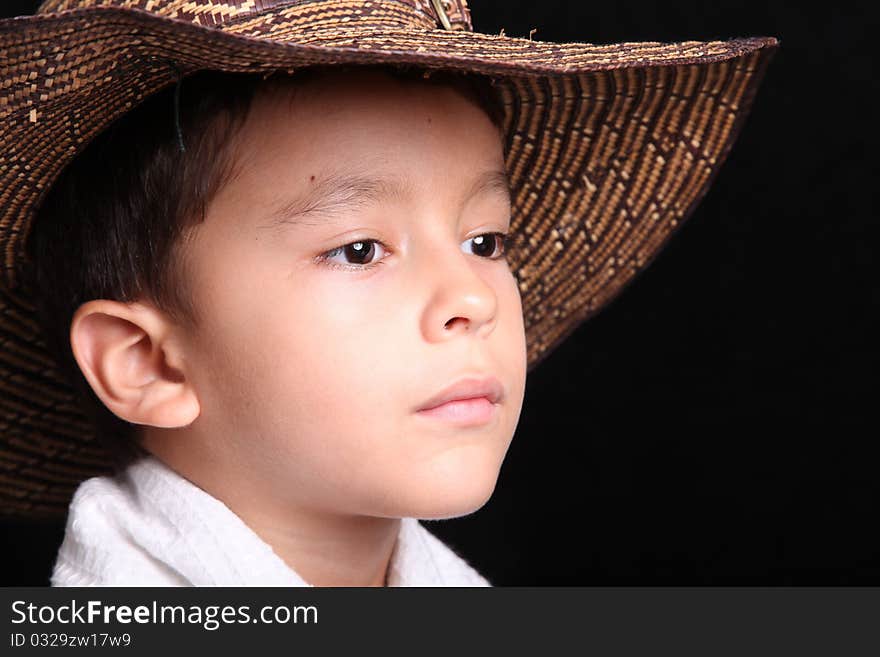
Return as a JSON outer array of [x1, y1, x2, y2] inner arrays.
[[0, 6, 778, 516]]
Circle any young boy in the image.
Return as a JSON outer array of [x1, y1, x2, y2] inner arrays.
[[0, 0, 778, 586], [45, 64, 524, 586]]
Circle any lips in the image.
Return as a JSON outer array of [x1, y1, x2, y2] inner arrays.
[[417, 376, 504, 412]]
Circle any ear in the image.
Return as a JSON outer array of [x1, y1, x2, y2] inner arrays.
[[69, 299, 200, 428]]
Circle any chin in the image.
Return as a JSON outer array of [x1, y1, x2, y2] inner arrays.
[[415, 496, 494, 521], [405, 461, 501, 520]]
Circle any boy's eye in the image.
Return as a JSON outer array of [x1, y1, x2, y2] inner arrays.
[[318, 232, 512, 272], [323, 240, 382, 266], [463, 233, 509, 259], [321, 240, 388, 270]]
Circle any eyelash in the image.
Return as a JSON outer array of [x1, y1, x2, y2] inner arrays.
[[316, 232, 518, 272]]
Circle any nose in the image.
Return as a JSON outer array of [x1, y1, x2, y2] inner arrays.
[[417, 235, 499, 345]]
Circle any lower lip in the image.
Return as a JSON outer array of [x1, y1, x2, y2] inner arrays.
[[416, 397, 498, 426]]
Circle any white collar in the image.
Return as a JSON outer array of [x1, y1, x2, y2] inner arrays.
[[51, 455, 490, 587]]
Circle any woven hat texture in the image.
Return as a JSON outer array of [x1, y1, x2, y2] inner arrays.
[[0, 0, 779, 516]]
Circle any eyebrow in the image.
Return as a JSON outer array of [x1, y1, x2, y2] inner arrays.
[[257, 167, 512, 231]]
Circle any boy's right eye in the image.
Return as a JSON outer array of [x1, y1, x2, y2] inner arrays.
[[318, 239, 390, 271], [317, 232, 515, 273]]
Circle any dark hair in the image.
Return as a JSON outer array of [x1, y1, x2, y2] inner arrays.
[[24, 63, 507, 472]]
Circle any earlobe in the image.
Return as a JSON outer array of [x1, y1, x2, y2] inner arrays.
[[69, 300, 200, 429]]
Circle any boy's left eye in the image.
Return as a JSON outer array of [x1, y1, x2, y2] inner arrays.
[[318, 232, 512, 272]]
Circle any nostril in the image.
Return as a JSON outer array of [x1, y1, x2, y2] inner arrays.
[[445, 317, 468, 330]]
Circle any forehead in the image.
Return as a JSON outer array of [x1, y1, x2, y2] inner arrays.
[[238, 67, 504, 152], [215, 69, 509, 223]]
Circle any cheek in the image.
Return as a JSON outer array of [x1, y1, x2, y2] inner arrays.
[[248, 280, 398, 417], [498, 267, 528, 353], [496, 268, 529, 415], [286, 280, 386, 365]]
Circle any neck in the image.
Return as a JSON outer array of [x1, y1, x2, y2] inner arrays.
[[244, 509, 401, 587], [141, 436, 401, 587]]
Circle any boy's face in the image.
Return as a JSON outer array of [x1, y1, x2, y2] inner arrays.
[[170, 69, 527, 520]]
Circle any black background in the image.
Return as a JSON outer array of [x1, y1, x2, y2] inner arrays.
[[1, 1, 876, 585]]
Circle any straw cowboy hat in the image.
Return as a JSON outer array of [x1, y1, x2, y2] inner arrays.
[[0, 0, 779, 516]]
